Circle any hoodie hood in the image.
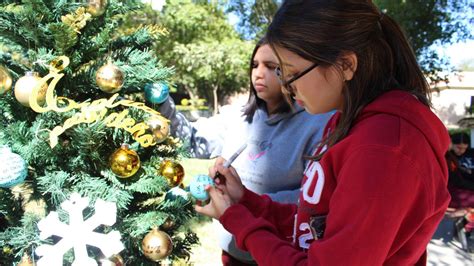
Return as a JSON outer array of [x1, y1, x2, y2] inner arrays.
[[264, 104, 306, 125], [359, 90, 450, 169]]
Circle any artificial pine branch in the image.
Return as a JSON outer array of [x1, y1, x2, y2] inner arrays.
[[0, 213, 43, 258], [0, 0, 198, 263], [36, 171, 70, 207], [48, 23, 79, 54]]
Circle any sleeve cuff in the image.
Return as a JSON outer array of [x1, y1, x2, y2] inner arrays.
[[220, 203, 279, 252], [239, 187, 263, 207], [219, 204, 255, 250]]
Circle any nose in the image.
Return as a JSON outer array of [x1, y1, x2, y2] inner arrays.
[[254, 65, 265, 78]]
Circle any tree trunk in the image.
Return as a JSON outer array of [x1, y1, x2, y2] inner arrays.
[[213, 85, 219, 115], [184, 87, 196, 103]]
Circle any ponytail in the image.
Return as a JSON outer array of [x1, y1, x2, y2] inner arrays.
[[379, 14, 431, 107]]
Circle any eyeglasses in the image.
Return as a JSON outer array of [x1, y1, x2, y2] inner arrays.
[[275, 63, 319, 93]]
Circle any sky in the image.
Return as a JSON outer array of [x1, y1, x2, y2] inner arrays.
[[141, 0, 165, 11]]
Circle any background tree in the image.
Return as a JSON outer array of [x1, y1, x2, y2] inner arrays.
[[173, 40, 251, 114], [226, 0, 474, 84], [226, 0, 279, 39], [0, 0, 199, 264], [374, 0, 474, 84], [156, 0, 251, 112]]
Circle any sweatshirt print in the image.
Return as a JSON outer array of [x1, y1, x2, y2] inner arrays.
[[220, 90, 451, 266]]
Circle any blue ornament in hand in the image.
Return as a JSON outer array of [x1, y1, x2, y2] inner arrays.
[[189, 174, 215, 201], [144, 82, 169, 104], [0, 147, 27, 188]]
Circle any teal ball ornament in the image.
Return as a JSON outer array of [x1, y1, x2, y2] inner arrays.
[[0, 147, 27, 188], [189, 174, 215, 201], [145, 82, 169, 104]]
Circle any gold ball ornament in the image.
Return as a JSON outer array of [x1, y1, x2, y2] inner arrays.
[[14, 71, 47, 107], [159, 160, 185, 187], [87, 0, 108, 17], [0, 65, 12, 95], [160, 217, 175, 231], [96, 62, 124, 93], [99, 254, 124, 266], [109, 144, 140, 178], [147, 116, 170, 144], [18, 253, 34, 266], [141, 228, 173, 262]]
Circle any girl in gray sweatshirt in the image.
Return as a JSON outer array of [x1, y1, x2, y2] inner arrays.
[[158, 38, 332, 264]]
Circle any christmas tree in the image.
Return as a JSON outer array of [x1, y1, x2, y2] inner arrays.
[[0, 0, 199, 264]]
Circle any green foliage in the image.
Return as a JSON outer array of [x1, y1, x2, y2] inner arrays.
[[374, 0, 473, 84], [161, 0, 238, 44], [0, 0, 199, 264], [48, 22, 79, 54], [171, 39, 251, 106], [226, 0, 280, 39], [0, 213, 44, 262], [155, 0, 251, 110]]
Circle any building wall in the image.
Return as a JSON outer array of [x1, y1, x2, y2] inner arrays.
[[431, 72, 474, 129], [432, 89, 474, 128]]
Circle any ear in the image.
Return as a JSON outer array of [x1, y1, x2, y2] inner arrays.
[[338, 52, 358, 81]]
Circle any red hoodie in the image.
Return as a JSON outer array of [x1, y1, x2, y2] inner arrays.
[[219, 90, 450, 266]]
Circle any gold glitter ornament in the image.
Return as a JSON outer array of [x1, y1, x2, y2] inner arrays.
[[109, 144, 140, 178], [87, 0, 108, 17], [159, 160, 184, 187], [160, 217, 175, 230], [141, 228, 173, 262], [0, 65, 12, 95], [99, 254, 124, 266], [96, 62, 124, 93], [61, 7, 91, 33]]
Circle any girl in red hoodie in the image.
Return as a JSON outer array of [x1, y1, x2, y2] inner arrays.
[[196, 1, 451, 265]]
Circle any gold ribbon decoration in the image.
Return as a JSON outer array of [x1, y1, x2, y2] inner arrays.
[[61, 7, 92, 34], [29, 56, 169, 148]]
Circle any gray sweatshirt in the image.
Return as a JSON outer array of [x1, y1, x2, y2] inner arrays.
[[159, 97, 332, 262]]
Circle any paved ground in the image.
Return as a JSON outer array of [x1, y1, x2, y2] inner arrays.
[[428, 216, 473, 265]]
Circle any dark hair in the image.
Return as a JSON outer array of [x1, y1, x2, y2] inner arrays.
[[242, 37, 292, 123], [266, 0, 431, 153], [447, 132, 470, 174], [451, 132, 470, 145]]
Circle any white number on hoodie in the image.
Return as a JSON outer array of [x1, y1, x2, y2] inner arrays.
[[302, 161, 325, 204], [298, 222, 313, 249]]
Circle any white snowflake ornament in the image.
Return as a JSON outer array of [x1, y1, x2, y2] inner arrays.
[[35, 193, 125, 266]]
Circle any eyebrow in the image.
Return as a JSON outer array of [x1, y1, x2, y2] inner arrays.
[[254, 60, 278, 65]]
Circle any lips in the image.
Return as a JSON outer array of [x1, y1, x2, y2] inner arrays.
[[254, 84, 266, 92]]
